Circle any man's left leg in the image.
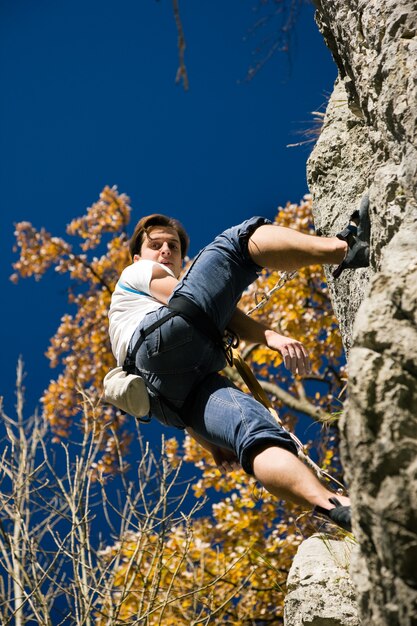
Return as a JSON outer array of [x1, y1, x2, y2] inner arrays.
[[248, 224, 347, 272], [248, 196, 371, 275]]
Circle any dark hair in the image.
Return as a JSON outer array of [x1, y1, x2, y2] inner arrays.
[[129, 213, 189, 260]]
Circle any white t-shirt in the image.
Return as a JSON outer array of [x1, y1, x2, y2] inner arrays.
[[109, 259, 175, 365]]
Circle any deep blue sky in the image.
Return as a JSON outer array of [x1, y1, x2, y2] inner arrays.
[[0, 1, 336, 417]]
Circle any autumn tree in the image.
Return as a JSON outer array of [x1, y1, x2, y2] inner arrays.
[[12, 186, 133, 473], [0, 363, 212, 625], [11, 187, 347, 622], [12, 186, 344, 452], [94, 196, 348, 625]]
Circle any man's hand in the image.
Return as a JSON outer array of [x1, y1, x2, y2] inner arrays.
[[186, 427, 241, 472], [228, 308, 311, 376], [265, 329, 311, 376], [210, 446, 241, 473]]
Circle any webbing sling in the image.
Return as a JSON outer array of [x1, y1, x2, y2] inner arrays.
[[230, 348, 347, 492], [231, 348, 282, 425], [123, 309, 177, 373]]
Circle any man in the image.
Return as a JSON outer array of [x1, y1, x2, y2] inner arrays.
[[109, 204, 370, 531]]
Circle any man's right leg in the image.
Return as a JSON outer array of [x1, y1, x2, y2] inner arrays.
[[185, 373, 351, 529], [250, 444, 350, 509], [248, 225, 348, 272]]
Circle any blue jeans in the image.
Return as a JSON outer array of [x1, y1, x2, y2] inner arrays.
[[128, 217, 298, 474]]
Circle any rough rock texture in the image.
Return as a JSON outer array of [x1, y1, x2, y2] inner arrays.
[[284, 535, 360, 626], [307, 77, 373, 355], [306, 2, 417, 625]]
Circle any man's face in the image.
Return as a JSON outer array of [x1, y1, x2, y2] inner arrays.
[[134, 227, 183, 278]]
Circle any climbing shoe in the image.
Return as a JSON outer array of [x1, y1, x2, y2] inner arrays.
[[333, 193, 371, 278], [314, 497, 352, 533]]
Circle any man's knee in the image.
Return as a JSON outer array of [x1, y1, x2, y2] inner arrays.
[[244, 441, 298, 476]]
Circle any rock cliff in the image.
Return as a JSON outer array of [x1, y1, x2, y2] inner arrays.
[[305, 2, 417, 625], [284, 535, 360, 626]]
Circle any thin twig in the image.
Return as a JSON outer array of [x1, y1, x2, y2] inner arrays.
[[172, 0, 189, 91]]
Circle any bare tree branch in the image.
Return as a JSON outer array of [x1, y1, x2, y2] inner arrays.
[[224, 365, 332, 423], [172, 0, 189, 91]]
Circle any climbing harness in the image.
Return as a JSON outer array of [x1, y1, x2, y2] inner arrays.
[[122, 270, 346, 493], [122, 308, 181, 418], [123, 294, 237, 417]]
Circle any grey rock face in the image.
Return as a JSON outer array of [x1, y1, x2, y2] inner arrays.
[[307, 77, 373, 356], [284, 535, 360, 626], [307, 1, 417, 625]]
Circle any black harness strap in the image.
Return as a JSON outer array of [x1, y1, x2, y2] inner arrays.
[[168, 295, 224, 348], [122, 308, 180, 416], [123, 296, 225, 420], [123, 309, 178, 373]]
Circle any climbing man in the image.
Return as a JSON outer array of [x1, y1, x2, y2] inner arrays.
[[108, 199, 370, 532]]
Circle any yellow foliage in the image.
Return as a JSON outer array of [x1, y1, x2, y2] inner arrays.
[[12, 189, 343, 468], [12, 189, 344, 622], [239, 196, 345, 418], [12, 186, 132, 469], [96, 449, 305, 624]]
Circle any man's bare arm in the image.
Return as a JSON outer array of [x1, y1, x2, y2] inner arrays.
[[148, 266, 179, 303], [227, 307, 270, 344], [228, 307, 311, 375]]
